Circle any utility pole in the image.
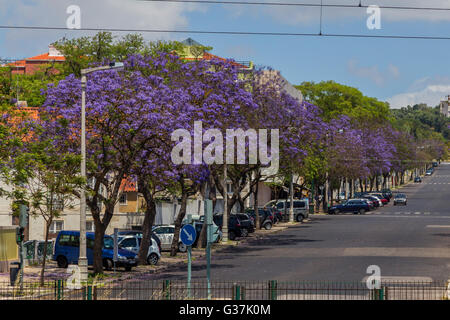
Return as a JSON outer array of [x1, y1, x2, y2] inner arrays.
[[221, 165, 228, 243], [289, 172, 294, 223], [79, 63, 124, 282]]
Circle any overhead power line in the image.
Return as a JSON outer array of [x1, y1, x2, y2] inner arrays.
[[138, 0, 450, 11], [0, 25, 450, 40]]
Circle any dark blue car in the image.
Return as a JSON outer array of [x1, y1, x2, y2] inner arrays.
[[328, 199, 370, 215], [53, 230, 137, 271]]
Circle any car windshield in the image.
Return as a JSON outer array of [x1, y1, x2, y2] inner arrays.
[[103, 237, 114, 249], [395, 194, 406, 198]]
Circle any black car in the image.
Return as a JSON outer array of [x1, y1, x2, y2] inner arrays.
[[213, 214, 249, 240], [328, 199, 371, 215], [244, 208, 274, 230], [233, 213, 255, 236], [414, 176, 422, 183]]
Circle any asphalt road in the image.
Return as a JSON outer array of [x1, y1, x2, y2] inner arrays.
[[144, 163, 450, 282]]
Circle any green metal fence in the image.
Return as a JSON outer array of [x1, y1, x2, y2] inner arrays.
[[0, 280, 448, 300]]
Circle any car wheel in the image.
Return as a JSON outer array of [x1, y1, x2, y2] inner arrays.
[[178, 242, 187, 253], [359, 209, 366, 215], [240, 228, 249, 237], [334, 209, 340, 215], [103, 258, 113, 271], [296, 214, 304, 222], [229, 231, 236, 241], [57, 256, 68, 268], [147, 253, 159, 265], [264, 222, 273, 230]]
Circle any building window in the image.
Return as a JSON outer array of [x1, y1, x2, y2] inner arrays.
[[86, 221, 95, 232], [226, 183, 234, 194], [49, 221, 64, 233], [119, 193, 127, 205]]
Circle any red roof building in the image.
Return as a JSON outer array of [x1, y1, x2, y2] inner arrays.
[[9, 45, 65, 75]]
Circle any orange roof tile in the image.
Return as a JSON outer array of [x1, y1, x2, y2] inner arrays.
[[120, 179, 137, 192], [8, 60, 26, 68], [26, 53, 65, 61]]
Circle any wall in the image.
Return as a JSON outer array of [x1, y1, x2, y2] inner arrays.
[[0, 227, 18, 273]]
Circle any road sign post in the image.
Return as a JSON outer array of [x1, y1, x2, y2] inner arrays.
[[204, 199, 213, 300], [180, 219, 196, 299]]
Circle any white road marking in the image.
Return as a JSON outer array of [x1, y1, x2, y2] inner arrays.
[[361, 276, 433, 283], [426, 225, 450, 228]]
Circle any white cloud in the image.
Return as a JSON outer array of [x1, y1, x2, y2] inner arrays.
[[387, 76, 450, 108], [0, 0, 204, 57], [347, 59, 400, 86]]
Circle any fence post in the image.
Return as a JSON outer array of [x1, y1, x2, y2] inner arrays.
[[268, 280, 277, 300], [163, 280, 171, 300], [232, 284, 246, 300], [87, 285, 92, 300], [56, 279, 63, 300], [371, 287, 385, 300]]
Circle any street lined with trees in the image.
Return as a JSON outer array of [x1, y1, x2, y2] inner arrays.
[[1, 32, 448, 277]]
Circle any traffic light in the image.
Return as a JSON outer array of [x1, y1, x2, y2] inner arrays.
[[15, 227, 24, 244]]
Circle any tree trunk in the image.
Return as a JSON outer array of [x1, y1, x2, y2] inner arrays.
[[254, 178, 260, 229], [170, 188, 188, 257], [93, 218, 107, 274], [137, 179, 157, 265], [40, 218, 53, 287]]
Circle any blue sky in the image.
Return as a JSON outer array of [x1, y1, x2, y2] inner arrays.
[[1, 0, 450, 108]]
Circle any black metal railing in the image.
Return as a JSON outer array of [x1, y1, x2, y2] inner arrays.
[[0, 280, 448, 300]]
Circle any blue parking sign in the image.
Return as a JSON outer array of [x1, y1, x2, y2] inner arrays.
[[180, 224, 196, 246]]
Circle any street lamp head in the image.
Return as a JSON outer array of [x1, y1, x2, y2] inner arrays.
[[109, 61, 124, 69]]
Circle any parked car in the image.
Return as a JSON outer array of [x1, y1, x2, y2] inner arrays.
[[117, 235, 160, 265], [192, 218, 223, 244], [152, 225, 189, 253], [362, 195, 382, 207], [425, 169, 433, 176], [367, 192, 389, 204], [244, 208, 274, 230], [358, 198, 374, 210], [266, 207, 283, 224], [232, 213, 255, 237], [414, 176, 422, 183], [381, 189, 393, 199], [432, 162, 438, 167], [117, 230, 162, 253], [53, 231, 137, 271], [264, 199, 309, 222], [393, 193, 407, 206], [328, 199, 371, 215], [213, 214, 248, 240]]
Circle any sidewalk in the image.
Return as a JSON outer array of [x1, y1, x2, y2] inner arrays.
[[0, 220, 304, 284]]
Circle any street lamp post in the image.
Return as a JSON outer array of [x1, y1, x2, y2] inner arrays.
[[79, 63, 123, 282]]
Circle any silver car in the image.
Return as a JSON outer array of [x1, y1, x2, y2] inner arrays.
[[152, 225, 187, 252], [265, 199, 309, 222], [118, 235, 161, 265], [393, 193, 407, 206]]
